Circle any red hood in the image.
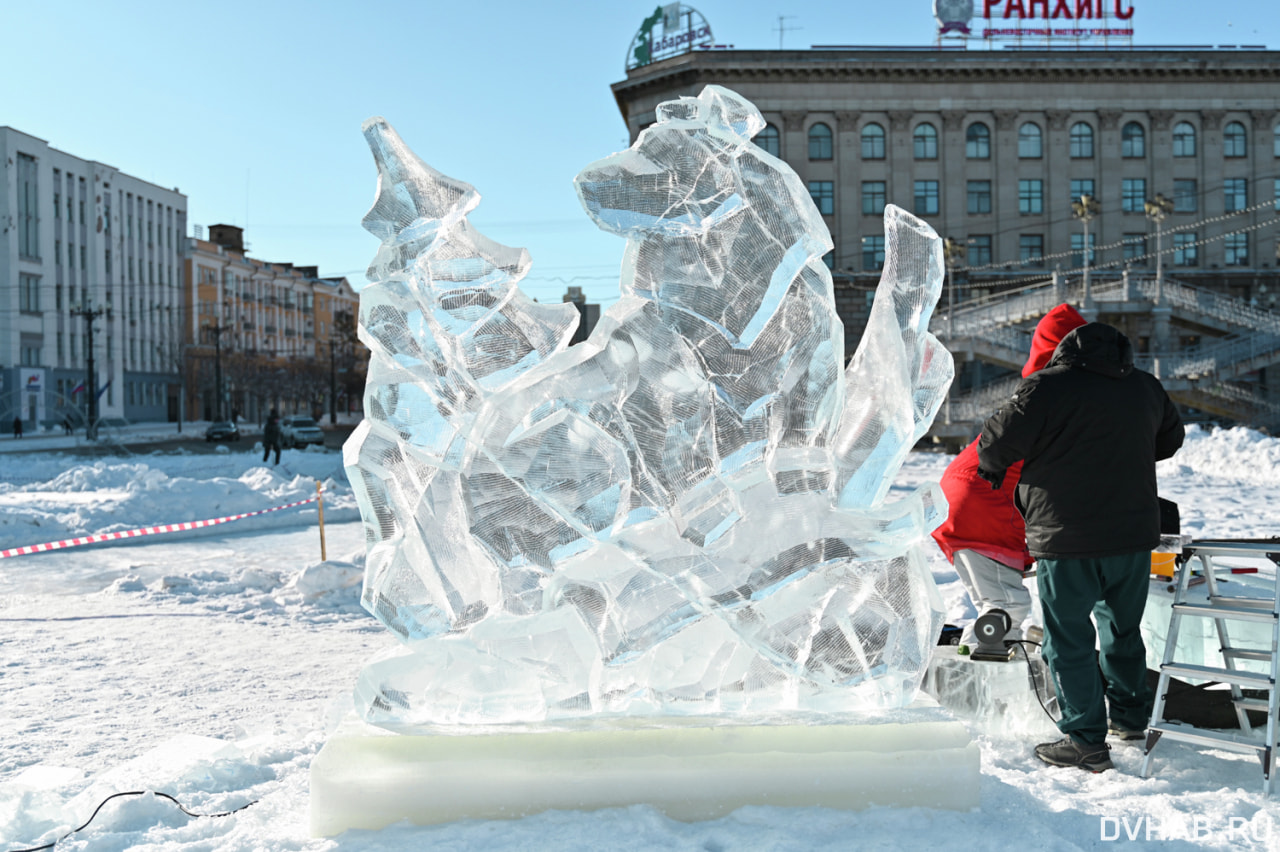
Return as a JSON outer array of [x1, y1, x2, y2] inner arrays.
[[1023, 303, 1087, 377]]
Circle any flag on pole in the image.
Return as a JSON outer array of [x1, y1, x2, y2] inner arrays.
[[71, 382, 86, 396], [95, 379, 112, 400]]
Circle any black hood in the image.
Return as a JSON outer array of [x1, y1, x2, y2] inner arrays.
[[1048, 322, 1134, 379]]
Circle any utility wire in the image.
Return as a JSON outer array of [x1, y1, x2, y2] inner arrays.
[[4, 790, 257, 852]]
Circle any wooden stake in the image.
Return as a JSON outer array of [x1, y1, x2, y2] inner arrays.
[[316, 480, 327, 562]]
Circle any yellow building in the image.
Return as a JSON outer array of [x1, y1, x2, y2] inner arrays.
[[183, 224, 363, 424]]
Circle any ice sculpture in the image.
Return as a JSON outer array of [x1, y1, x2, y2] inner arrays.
[[344, 86, 954, 729]]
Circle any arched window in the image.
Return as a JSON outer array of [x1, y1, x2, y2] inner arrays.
[[861, 123, 885, 159], [1122, 122, 1146, 158], [965, 122, 990, 159], [1069, 122, 1094, 158], [1224, 121, 1248, 158], [1018, 122, 1042, 158], [1173, 122, 1197, 157], [808, 123, 833, 160], [913, 122, 938, 159], [755, 124, 780, 157]]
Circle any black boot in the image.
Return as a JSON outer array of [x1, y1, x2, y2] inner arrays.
[[1035, 737, 1113, 772]]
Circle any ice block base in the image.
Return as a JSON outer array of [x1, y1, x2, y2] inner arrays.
[[921, 647, 1060, 739], [310, 702, 980, 836]]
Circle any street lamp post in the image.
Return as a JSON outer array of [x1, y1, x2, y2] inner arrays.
[[1071, 194, 1100, 310], [207, 324, 230, 421], [69, 303, 109, 440], [328, 338, 338, 426], [1144, 193, 1175, 357], [943, 237, 965, 338], [1144, 193, 1174, 306], [942, 237, 965, 425]]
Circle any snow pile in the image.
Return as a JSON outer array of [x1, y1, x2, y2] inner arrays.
[[0, 448, 358, 554], [1159, 424, 1280, 487]]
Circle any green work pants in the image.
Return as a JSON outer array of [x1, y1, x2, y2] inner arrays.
[[1037, 552, 1153, 746]]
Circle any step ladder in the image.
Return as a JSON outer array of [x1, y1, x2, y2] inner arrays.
[[1141, 539, 1280, 794]]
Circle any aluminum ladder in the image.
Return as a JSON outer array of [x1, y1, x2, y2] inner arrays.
[[1141, 539, 1280, 794]]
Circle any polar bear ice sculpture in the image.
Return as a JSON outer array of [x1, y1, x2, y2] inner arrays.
[[344, 86, 954, 728]]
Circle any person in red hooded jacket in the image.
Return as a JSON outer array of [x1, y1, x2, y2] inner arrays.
[[932, 303, 1086, 646]]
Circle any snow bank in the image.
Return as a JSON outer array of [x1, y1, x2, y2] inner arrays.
[[0, 447, 358, 553]]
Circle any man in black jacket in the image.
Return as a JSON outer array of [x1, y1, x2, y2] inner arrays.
[[977, 322, 1184, 773]]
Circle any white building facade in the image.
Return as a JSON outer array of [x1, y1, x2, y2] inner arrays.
[[1, 127, 187, 433]]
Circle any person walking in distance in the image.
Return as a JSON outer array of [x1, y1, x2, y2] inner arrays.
[[12, 415, 23, 439], [262, 409, 282, 466], [977, 321, 1184, 773], [932, 304, 1086, 647]]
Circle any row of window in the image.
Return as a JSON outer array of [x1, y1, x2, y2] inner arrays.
[[125, 380, 167, 408], [758, 119, 1280, 162], [808, 177, 1279, 218], [853, 231, 1243, 272]]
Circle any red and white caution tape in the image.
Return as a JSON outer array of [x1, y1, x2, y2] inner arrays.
[[0, 496, 319, 560]]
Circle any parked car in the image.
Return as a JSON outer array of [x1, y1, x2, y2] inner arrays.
[[205, 420, 240, 442], [280, 415, 325, 448]]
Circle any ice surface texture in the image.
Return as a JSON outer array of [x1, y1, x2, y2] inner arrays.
[[345, 86, 954, 728]]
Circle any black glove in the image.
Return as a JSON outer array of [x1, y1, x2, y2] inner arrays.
[[976, 466, 1004, 490]]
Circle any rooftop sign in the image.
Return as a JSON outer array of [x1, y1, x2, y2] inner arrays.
[[627, 4, 715, 70], [935, 0, 1135, 41]]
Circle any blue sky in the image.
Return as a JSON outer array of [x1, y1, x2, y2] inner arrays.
[[5, 1, 1274, 306]]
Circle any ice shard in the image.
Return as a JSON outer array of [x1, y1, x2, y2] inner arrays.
[[345, 86, 954, 729]]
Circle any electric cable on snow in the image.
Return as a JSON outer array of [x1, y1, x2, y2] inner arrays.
[[1008, 638, 1060, 723], [4, 790, 257, 852]]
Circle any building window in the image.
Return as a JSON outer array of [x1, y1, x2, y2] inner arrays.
[[967, 180, 992, 214], [1122, 122, 1146, 158], [1019, 234, 1045, 267], [861, 181, 886, 216], [1122, 178, 1146, 212], [1224, 233, 1248, 266], [1018, 122, 1042, 158], [1174, 179, 1198, 213], [808, 123, 833, 160], [19, 274, 41, 313], [913, 123, 938, 159], [1224, 178, 1248, 213], [966, 123, 990, 159], [914, 180, 939, 216], [755, 124, 780, 157], [1070, 122, 1094, 158], [1173, 233, 1198, 267], [861, 123, 885, 159], [1123, 234, 1148, 266], [17, 153, 39, 259], [1071, 232, 1097, 267], [22, 346, 41, 367], [1173, 122, 1197, 157], [862, 235, 885, 271], [1224, 121, 1248, 158], [1018, 179, 1043, 214], [1070, 178, 1096, 204], [808, 180, 834, 215], [968, 235, 992, 267]]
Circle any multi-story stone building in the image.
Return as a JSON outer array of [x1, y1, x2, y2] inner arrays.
[[611, 47, 1280, 428], [1, 126, 187, 433], [183, 224, 362, 424]]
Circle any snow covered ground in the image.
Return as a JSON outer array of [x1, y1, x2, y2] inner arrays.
[[1, 425, 1279, 850]]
